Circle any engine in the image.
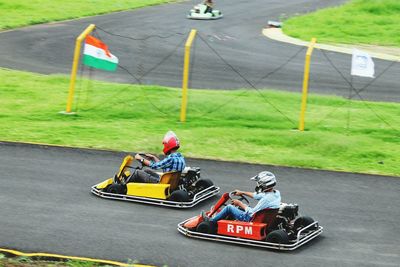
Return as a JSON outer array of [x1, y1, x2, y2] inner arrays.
[[279, 203, 299, 221], [180, 167, 201, 187]]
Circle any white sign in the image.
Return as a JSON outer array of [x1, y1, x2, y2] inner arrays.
[[227, 224, 253, 235], [351, 49, 375, 78]]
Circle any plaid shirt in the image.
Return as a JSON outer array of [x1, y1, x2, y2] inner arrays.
[[149, 152, 186, 173]]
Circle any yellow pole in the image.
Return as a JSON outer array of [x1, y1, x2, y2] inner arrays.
[[64, 24, 96, 114], [180, 29, 197, 122], [298, 37, 317, 131]]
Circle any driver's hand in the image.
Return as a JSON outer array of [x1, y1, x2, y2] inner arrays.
[[145, 154, 155, 160], [134, 154, 142, 161], [232, 199, 242, 206], [234, 190, 242, 196]]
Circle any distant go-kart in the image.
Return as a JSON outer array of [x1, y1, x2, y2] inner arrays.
[[178, 192, 323, 250], [187, 4, 223, 20], [91, 155, 220, 208]]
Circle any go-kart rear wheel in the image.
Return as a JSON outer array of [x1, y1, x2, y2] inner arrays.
[[195, 179, 213, 190], [168, 190, 190, 202], [293, 216, 316, 231], [106, 184, 126, 195], [196, 221, 217, 234], [266, 229, 289, 244]]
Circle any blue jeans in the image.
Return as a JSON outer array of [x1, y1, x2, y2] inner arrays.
[[210, 204, 251, 222]]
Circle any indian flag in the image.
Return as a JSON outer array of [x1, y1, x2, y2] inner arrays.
[[83, 35, 118, 71]]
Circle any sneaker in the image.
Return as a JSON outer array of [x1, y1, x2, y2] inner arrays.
[[201, 210, 210, 222], [113, 175, 120, 184]]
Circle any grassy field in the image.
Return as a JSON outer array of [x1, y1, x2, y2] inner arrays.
[[0, 255, 123, 267], [1, 68, 399, 176], [283, 0, 400, 46], [0, 0, 178, 30]]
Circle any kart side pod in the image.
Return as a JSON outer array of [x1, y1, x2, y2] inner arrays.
[[218, 220, 267, 241], [126, 183, 170, 199], [95, 178, 171, 199]]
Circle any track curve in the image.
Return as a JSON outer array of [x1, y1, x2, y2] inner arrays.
[[0, 142, 399, 266], [0, 0, 399, 102]]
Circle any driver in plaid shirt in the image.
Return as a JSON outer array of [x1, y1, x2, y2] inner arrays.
[[128, 131, 186, 183]]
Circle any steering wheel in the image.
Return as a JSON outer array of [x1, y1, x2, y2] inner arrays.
[[229, 191, 250, 205], [135, 153, 151, 168]]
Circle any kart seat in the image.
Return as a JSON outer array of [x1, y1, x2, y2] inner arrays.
[[159, 171, 182, 191], [251, 208, 279, 226]]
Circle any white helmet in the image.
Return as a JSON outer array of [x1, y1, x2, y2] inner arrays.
[[251, 171, 276, 192]]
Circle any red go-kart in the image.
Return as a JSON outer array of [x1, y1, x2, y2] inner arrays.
[[178, 192, 323, 250]]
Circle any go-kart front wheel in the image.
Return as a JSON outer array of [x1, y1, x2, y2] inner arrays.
[[196, 221, 217, 234], [106, 184, 127, 195], [266, 229, 289, 244], [168, 190, 189, 202]]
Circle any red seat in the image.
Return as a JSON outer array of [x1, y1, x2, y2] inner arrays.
[[251, 208, 279, 225]]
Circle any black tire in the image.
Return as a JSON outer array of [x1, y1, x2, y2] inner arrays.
[[168, 190, 190, 202], [293, 216, 316, 231], [106, 184, 126, 194], [195, 179, 214, 190], [266, 229, 289, 244], [196, 221, 217, 234]]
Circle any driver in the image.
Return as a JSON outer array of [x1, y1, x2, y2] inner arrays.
[[203, 0, 213, 14], [203, 171, 281, 222], [127, 131, 186, 183]]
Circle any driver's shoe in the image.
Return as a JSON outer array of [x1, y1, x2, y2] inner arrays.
[[201, 210, 210, 222], [113, 175, 120, 184]]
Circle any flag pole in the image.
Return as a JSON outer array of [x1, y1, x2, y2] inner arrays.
[[347, 75, 353, 134], [61, 24, 96, 115], [180, 29, 197, 123], [298, 37, 317, 131]]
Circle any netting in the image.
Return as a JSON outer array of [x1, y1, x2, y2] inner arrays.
[[72, 25, 399, 134]]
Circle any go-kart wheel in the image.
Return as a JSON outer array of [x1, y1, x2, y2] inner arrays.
[[196, 221, 217, 234], [266, 229, 289, 244], [169, 190, 190, 202], [195, 179, 213, 190], [106, 184, 126, 194], [293, 216, 316, 231]]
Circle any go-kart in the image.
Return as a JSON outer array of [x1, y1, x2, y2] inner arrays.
[[178, 191, 323, 250], [187, 4, 223, 20], [91, 155, 220, 208]]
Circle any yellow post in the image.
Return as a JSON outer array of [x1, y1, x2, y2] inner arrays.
[[298, 37, 317, 131], [64, 24, 96, 114], [180, 29, 197, 122]]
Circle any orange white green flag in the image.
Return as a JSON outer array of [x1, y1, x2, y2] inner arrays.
[[83, 35, 118, 71]]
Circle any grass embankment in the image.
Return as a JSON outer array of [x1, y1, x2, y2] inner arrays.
[[0, 257, 105, 267], [0, 0, 178, 30], [1, 68, 399, 176], [283, 0, 400, 46], [0, 252, 144, 267]]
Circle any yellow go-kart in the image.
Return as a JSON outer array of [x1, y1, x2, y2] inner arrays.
[[91, 155, 220, 208]]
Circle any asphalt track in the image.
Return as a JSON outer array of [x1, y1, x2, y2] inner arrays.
[[1, 0, 399, 102], [1, 142, 399, 266]]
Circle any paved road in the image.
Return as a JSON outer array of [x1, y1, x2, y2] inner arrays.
[[1, 0, 399, 102], [1, 142, 399, 266]]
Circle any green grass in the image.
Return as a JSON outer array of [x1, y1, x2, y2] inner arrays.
[[0, 0, 178, 30], [1, 68, 399, 176], [283, 0, 400, 46], [0, 253, 138, 267], [0, 256, 98, 267]]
